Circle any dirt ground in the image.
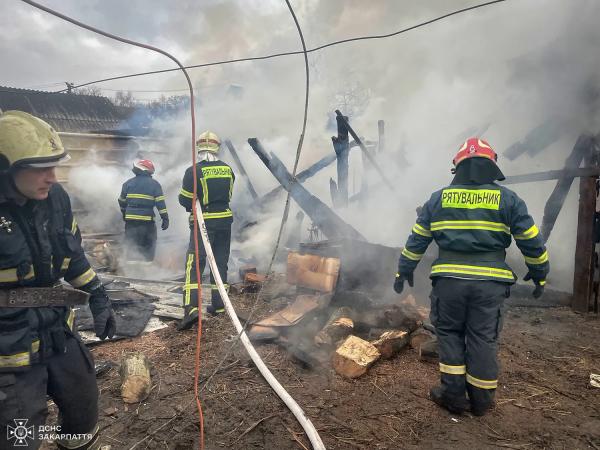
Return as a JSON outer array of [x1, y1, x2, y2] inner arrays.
[[86, 293, 600, 450]]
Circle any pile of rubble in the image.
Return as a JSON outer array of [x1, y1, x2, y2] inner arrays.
[[244, 250, 438, 378]]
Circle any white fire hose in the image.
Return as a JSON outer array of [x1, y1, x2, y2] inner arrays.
[[194, 201, 326, 450]]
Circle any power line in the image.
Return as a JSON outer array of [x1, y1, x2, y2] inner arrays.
[[52, 0, 507, 93]]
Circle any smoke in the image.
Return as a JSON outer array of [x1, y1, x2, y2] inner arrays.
[[58, 0, 600, 291]]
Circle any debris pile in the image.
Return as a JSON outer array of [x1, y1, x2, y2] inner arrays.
[[245, 248, 438, 378]]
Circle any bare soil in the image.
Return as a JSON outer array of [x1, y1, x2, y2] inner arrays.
[[89, 294, 600, 450]]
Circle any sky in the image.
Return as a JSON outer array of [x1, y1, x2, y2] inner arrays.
[[2, 0, 600, 290]]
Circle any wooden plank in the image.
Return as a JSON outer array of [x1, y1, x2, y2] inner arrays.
[[572, 175, 597, 313], [502, 167, 600, 185]]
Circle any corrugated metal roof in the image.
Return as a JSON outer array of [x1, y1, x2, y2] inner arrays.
[[0, 86, 131, 132]]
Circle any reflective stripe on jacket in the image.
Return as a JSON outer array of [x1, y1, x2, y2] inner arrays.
[[118, 173, 168, 222], [398, 183, 549, 283], [178, 160, 235, 223]]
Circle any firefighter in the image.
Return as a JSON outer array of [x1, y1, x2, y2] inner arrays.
[[394, 138, 549, 416], [177, 131, 235, 330], [118, 159, 169, 262], [0, 111, 116, 449]]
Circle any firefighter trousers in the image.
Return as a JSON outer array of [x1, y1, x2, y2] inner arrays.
[[124, 221, 157, 262], [182, 221, 231, 313], [430, 277, 508, 412], [0, 334, 99, 450]]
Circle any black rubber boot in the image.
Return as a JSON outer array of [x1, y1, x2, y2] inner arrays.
[[429, 386, 470, 415], [177, 309, 199, 330]]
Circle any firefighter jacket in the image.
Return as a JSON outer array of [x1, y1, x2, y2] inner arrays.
[[178, 160, 235, 224], [398, 183, 549, 284], [0, 182, 99, 371], [118, 172, 168, 222]]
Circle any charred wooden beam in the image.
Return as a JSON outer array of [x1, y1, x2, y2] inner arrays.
[[223, 140, 259, 200], [331, 114, 350, 208], [541, 134, 595, 241], [248, 138, 366, 241], [258, 152, 337, 208], [502, 167, 600, 185], [504, 117, 564, 161], [335, 110, 395, 191]]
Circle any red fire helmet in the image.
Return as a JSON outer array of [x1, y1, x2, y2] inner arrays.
[[453, 138, 498, 167], [133, 159, 155, 174]]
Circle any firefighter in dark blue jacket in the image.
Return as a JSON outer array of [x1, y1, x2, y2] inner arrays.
[[0, 111, 116, 449], [118, 159, 169, 262], [394, 138, 549, 416], [177, 131, 235, 330]]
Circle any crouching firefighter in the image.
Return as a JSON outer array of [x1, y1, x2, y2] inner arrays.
[[394, 138, 549, 416], [177, 131, 235, 330], [0, 111, 116, 449], [118, 159, 169, 262]]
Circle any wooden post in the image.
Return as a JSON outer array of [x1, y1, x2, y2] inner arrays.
[[331, 114, 350, 208], [572, 155, 598, 313]]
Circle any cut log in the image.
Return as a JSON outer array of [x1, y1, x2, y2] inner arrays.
[[419, 340, 439, 362], [371, 330, 409, 359], [239, 265, 257, 279], [287, 252, 340, 293], [245, 272, 267, 283], [314, 307, 354, 347], [332, 335, 381, 378], [247, 325, 280, 341], [353, 303, 422, 333], [410, 328, 436, 350], [120, 352, 151, 404]]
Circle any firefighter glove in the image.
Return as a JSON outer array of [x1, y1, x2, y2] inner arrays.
[[523, 272, 545, 299], [394, 272, 414, 294], [161, 216, 169, 230], [87, 282, 117, 339]]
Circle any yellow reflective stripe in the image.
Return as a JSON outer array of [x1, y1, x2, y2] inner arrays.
[[61, 257, 71, 271], [200, 178, 209, 205], [158, 208, 168, 214], [466, 373, 498, 389], [0, 351, 31, 368], [71, 218, 78, 234], [0, 266, 35, 283], [118, 197, 126, 202], [66, 308, 75, 330], [514, 224, 539, 240], [184, 254, 194, 306], [413, 223, 432, 237], [441, 188, 501, 210], [31, 339, 40, 354], [431, 220, 510, 234], [439, 363, 466, 375], [401, 248, 423, 261], [539, 280, 546, 286], [203, 210, 233, 219], [210, 284, 229, 289], [431, 264, 514, 280], [189, 307, 198, 315], [183, 283, 199, 290], [125, 214, 153, 221], [180, 188, 194, 199], [155, 195, 166, 201], [70, 268, 96, 288], [524, 250, 549, 265], [126, 193, 155, 200]]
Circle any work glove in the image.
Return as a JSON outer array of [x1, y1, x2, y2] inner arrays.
[[161, 217, 170, 231], [87, 281, 117, 340], [523, 272, 545, 299], [393, 272, 414, 294]]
